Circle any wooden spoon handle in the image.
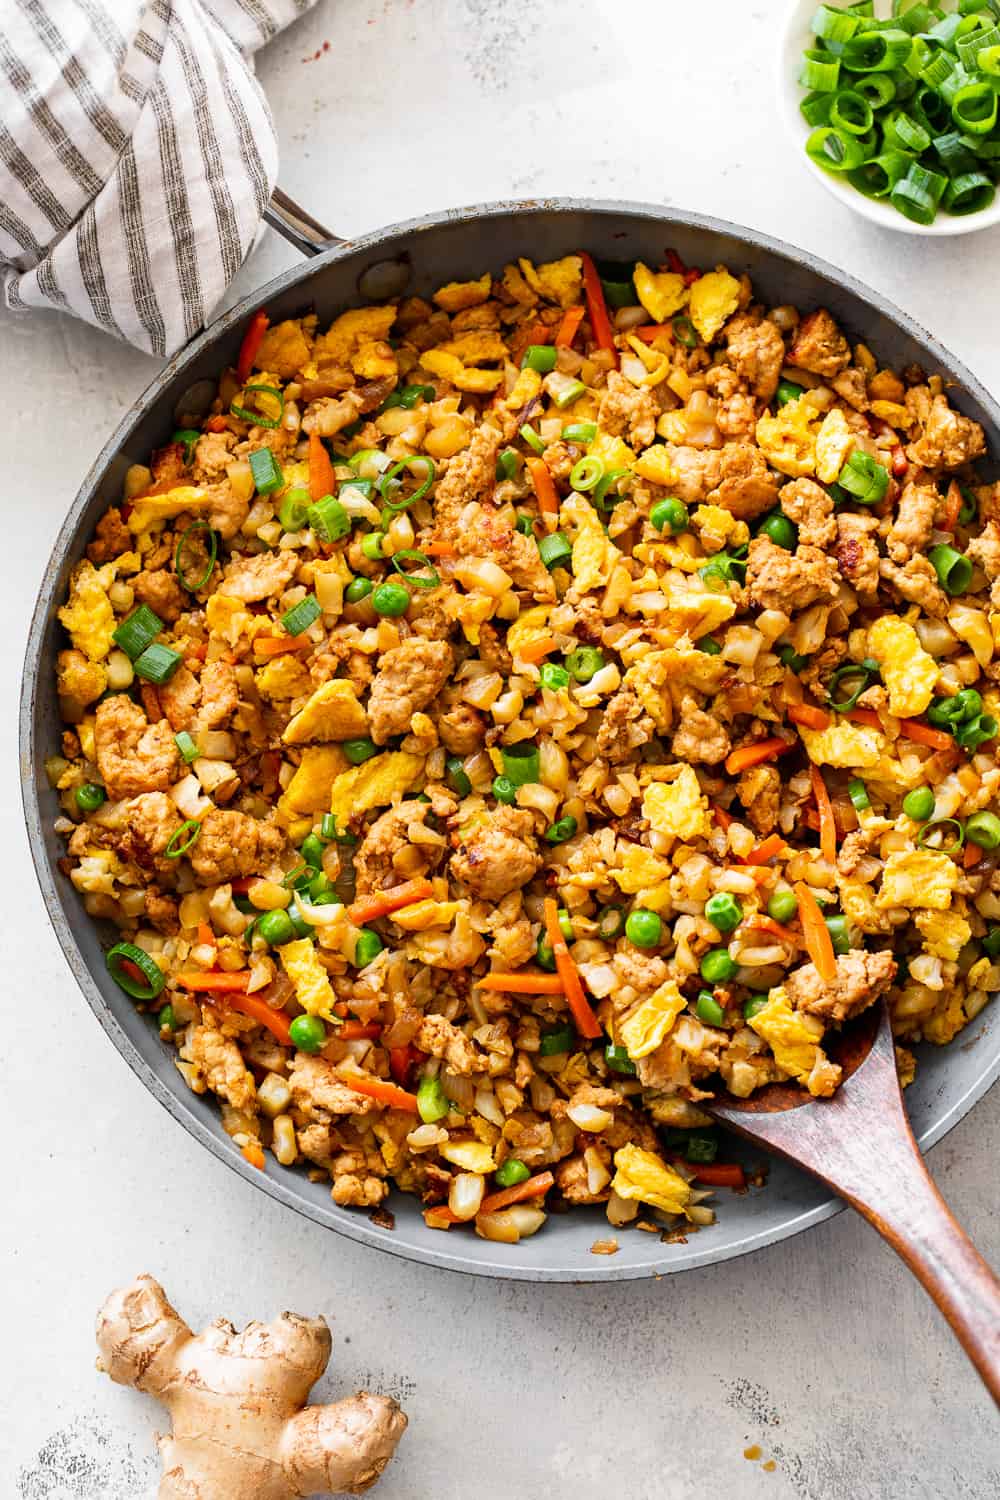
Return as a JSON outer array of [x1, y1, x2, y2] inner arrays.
[[828, 1115, 1000, 1404]]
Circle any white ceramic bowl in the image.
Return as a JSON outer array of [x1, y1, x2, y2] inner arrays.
[[780, 0, 1000, 235]]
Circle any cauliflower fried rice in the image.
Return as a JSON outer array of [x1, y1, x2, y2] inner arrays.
[[49, 248, 1000, 1246]]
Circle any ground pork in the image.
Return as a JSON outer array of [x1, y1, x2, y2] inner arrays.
[[221, 548, 300, 602], [331, 1154, 389, 1207], [779, 477, 836, 548], [832, 367, 868, 411], [660, 444, 720, 504], [94, 696, 180, 800], [352, 799, 443, 895], [188, 808, 285, 884], [157, 664, 201, 732], [185, 1023, 255, 1110], [450, 806, 541, 900], [192, 430, 236, 483], [197, 659, 239, 729], [906, 388, 986, 470], [542, 440, 575, 484], [597, 370, 658, 449], [784, 949, 897, 1023], [144, 887, 180, 934], [118, 792, 182, 871], [887, 481, 938, 563], [431, 422, 501, 533], [724, 313, 785, 400], [706, 441, 780, 519], [416, 1013, 487, 1074], [736, 764, 781, 834], [715, 391, 757, 440], [205, 479, 250, 540], [477, 620, 513, 675], [435, 702, 486, 755], [787, 308, 851, 378], [747, 536, 840, 613], [367, 638, 454, 744], [835, 512, 881, 602], [87, 507, 132, 565], [289, 1054, 378, 1117], [879, 555, 949, 617], [670, 694, 731, 765], [555, 1153, 610, 1205], [132, 567, 187, 623], [301, 390, 366, 438], [611, 947, 670, 1003], [596, 688, 655, 764]]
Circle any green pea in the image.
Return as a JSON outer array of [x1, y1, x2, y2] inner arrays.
[[345, 576, 373, 604], [777, 379, 804, 407], [495, 1158, 531, 1187], [650, 497, 689, 533], [417, 1074, 449, 1123], [446, 756, 472, 797], [342, 737, 379, 765], [539, 1022, 575, 1056], [75, 782, 106, 813], [626, 909, 662, 948], [701, 947, 738, 984], [695, 990, 726, 1027], [371, 580, 410, 616], [492, 774, 517, 805], [825, 913, 852, 955], [743, 995, 770, 1020], [902, 786, 935, 822], [604, 1043, 637, 1075], [967, 811, 1000, 850], [757, 510, 798, 550], [767, 889, 799, 924], [289, 1014, 327, 1053], [539, 662, 570, 691], [545, 814, 578, 843], [157, 1003, 176, 1032], [565, 646, 604, 682], [300, 833, 326, 868], [257, 909, 296, 946], [704, 892, 743, 933], [354, 928, 384, 967]]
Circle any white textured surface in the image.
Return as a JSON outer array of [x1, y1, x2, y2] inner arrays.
[[3, 2, 1000, 1496]]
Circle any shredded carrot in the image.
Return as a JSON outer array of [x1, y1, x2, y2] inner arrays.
[[578, 251, 617, 360], [847, 708, 954, 751], [554, 304, 585, 348], [176, 970, 251, 993], [348, 878, 436, 926], [480, 1170, 555, 1214], [964, 841, 984, 869], [742, 916, 798, 945], [236, 308, 269, 383], [337, 1072, 419, 1112], [810, 765, 837, 864], [204, 414, 229, 433], [518, 633, 561, 665], [475, 971, 565, 994], [526, 455, 560, 528], [338, 1020, 383, 1040], [308, 431, 336, 502], [724, 738, 793, 776], [711, 803, 733, 830], [253, 634, 312, 659], [794, 882, 837, 983], [685, 1161, 745, 1189], [196, 921, 215, 948], [388, 1043, 422, 1085], [633, 324, 673, 343], [226, 990, 293, 1047], [543, 897, 602, 1039], [421, 540, 455, 558], [942, 479, 962, 532], [788, 702, 831, 732], [742, 832, 788, 866], [241, 1141, 266, 1171]]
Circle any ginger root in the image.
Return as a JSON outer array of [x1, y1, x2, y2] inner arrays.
[[95, 1273, 406, 1499]]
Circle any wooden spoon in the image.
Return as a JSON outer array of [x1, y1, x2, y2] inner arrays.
[[706, 999, 1000, 1403]]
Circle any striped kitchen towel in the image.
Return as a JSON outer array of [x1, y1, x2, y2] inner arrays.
[[0, 0, 317, 357]]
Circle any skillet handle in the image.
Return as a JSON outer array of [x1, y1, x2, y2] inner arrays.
[[264, 186, 344, 256]]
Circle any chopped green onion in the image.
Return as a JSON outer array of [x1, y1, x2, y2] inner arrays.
[[377, 456, 436, 512], [848, 150, 916, 197], [248, 446, 284, 495], [696, 636, 722, 655], [848, 778, 871, 812], [597, 906, 626, 940], [842, 27, 912, 71], [445, 756, 472, 797], [134, 642, 182, 684], [320, 812, 338, 841], [916, 818, 965, 854], [522, 344, 558, 373], [600, 278, 636, 308], [339, 476, 374, 500], [569, 455, 604, 492], [838, 449, 890, 505], [278, 488, 311, 531], [500, 742, 540, 786], [551, 376, 587, 409], [351, 448, 393, 478], [672, 315, 698, 348], [538, 531, 573, 571], [106, 941, 165, 1000], [342, 737, 379, 766], [891, 160, 948, 223], [282, 861, 312, 891], [882, 107, 931, 152], [174, 521, 218, 593], [800, 48, 842, 92], [831, 88, 875, 134], [562, 421, 598, 443], [929, 543, 972, 595], [954, 713, 998, 752], [165, 818, 202, 858], [593, 467, 629, 510], [685, 1132, 719, 1165], [172, 428, 200, 463], [515, 513, 535, 536], [519, 423, 545, 453], [743, 995, 770, 1021], [565, 646, 604, 682], [391, 550, 440, 590], [952, 80, 999, 134], [933, 129, 980, 176], [230, 383, 283, 428], [604, 1044, 637, 1076], [944, 171, 996, 214], [361, 532, 384, 560], [539, 1023, 575, 1056], [496, 449, 520, 484], [813, 5, 861, 44], [113, 604, 162, 660], [801, 89, 835, 126], [807, 124, 869, 171], [545, 814, 578, 844], [281, 594, 321, 635], [696, 991, 726, 1028], [307, 494, 351, 542], [381, 383, 435, 410], [827, 657, 879, 712], [174, 730, 199, 764], [967, 812, 1000, 850], [854, 73, 897, 106], [984, 927, 1000, 957], [958, 486, 978, 525]]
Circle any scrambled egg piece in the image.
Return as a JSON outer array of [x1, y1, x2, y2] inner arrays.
[[561, 492, 622, 595], [948, 602, 993, 669], [58, 554, 139, 662], [439, 1139, 496, 1172], [254, 319, 313, 380], [814, 407, 855, 484], [501, 261, 537, 306], [633, 263, 688, 324], [589, 430, 635, 473], [915, 907, 971, 961], [507, 604, 552, 658], [642, 765, 710, 842], [755, 399, 817, 479], [692, 504, 750, 551], [664, 578, 737, 640], [421, 347, 503, 394], [282, 680, 368, 745], [748, 989, 829, 1092], [620, 980, 687, 1059], [876, 849, 959, 911], [634, 443, 677, 487], [518, 255, 582, 308], [839, 879, 891, 935], [612, 843, 674, 910], [612, 1144, 692, 1216], [278, 938, 338, 1023], [798, 720, 886, 769], [867, 617, 937, 719], [923, 990, 968, 1046], [433, 273, 492, 312], [314, 306, 396, 367], [278, 746, 348, 818], [329, 751, 425, 824], [127, 485, 212, 533], [205, 593, 271, 648], [504, 367, 543, 410], [622, 646, 725, 731], [392, 899, 462, 931], [688, 268, 741, 343], [56, 649, 107, 710]]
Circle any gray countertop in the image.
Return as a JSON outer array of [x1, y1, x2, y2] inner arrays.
[[3, 3, 998, 1495]]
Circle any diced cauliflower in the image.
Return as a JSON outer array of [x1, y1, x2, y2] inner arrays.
[[642, 765, 710, 842], [876, 850, 959, 911], [620, 980, 687, 1059], [612, 1144, 692, 1216], [867, 617, 938, 719], [633, 263, 688, 324], [688, 268, 741, 343], [282, 680, 369, 745], [278, 937, 337, 1023]]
